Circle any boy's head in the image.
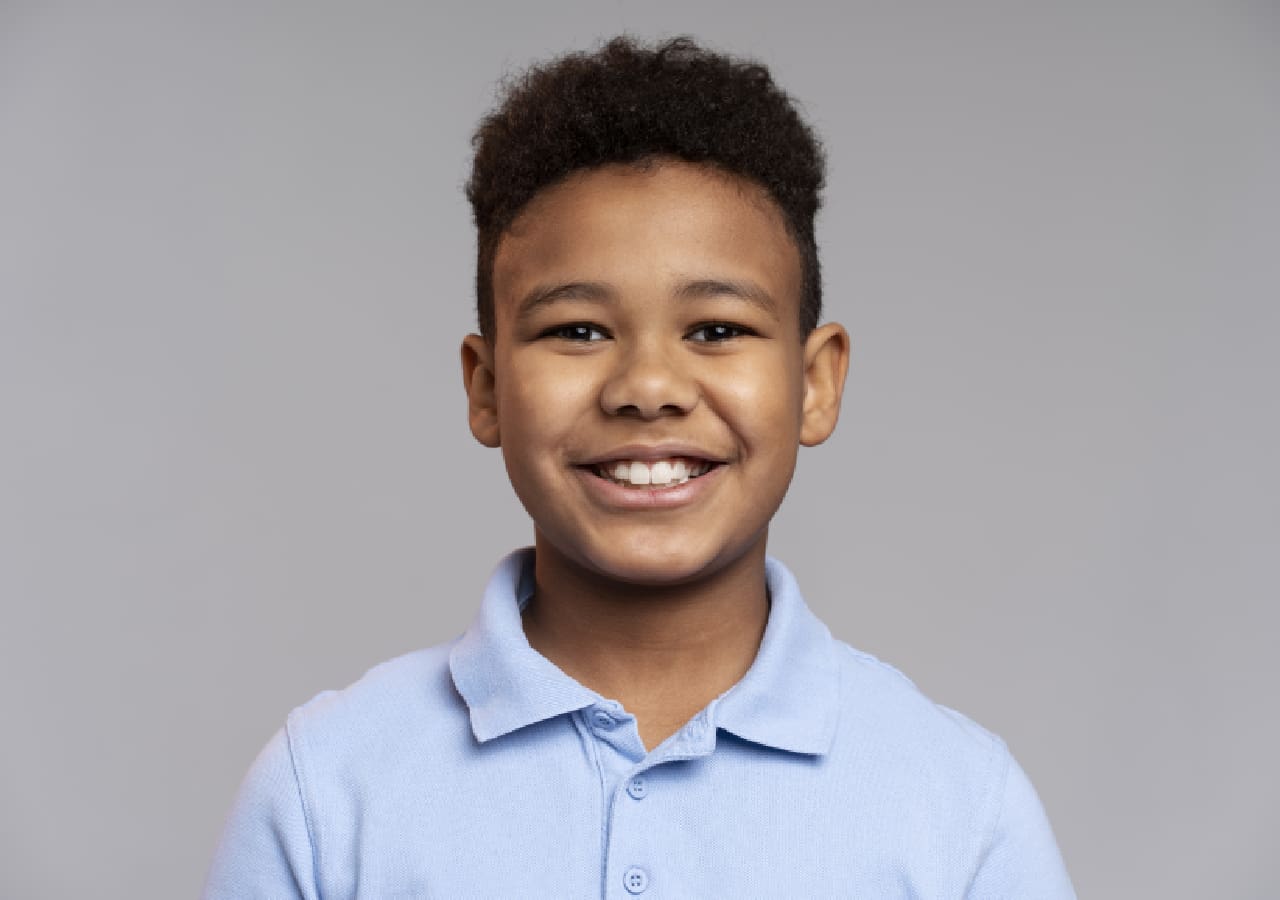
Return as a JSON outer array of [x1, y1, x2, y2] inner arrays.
[[460, 37, 848, 586], [466, 36, 826, 342]]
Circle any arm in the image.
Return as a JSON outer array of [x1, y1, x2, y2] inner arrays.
[[202, 726, 319, 900], [966, 750, 1076, 899]]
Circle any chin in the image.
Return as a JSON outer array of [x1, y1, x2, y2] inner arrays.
[[594, 558, 706, 587], [580, 535, 744, 587]]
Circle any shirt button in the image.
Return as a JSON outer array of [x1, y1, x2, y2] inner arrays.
[[626, 776, 648, 799], [592, 710, 617, 729], [623, 866, 649, 894]]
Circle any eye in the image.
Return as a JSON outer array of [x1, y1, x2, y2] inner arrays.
[[542, 323, 609, 342], [686, 322, 754, 343]]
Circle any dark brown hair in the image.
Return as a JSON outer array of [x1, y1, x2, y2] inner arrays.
[[466, 35, 826, 339]]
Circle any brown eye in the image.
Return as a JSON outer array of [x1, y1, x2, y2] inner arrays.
[[687, 322, 752, 342], [544, 324, 609, 341]]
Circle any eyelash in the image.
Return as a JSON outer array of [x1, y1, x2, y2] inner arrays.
[[540, 322, 755, 343], [687, 322, 754, 343], [542, 323, 609, 342]]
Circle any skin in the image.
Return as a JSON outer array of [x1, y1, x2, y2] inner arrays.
[[461, 160, 850, 750]]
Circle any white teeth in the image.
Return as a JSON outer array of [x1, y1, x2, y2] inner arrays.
[[597, 457, 715, 488]]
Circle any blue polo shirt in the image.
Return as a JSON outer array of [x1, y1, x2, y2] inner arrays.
[[204, 550, 1075, 898]]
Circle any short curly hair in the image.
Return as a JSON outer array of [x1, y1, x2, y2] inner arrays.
[[466, 36, 826, 340]]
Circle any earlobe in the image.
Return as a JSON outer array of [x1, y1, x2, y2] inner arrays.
[[460, 333, 501, 448], [799, 322, 851, 447]]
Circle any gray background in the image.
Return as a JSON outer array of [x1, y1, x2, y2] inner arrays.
[[2, 1, 1276, 897]]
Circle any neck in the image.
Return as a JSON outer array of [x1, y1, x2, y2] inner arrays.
[[521, 535, 770, 749]]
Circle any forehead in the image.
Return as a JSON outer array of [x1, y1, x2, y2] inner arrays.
[[491, 161, 802, 318]]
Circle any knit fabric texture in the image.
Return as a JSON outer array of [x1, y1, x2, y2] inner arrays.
[[204, 549, 1075, 898]]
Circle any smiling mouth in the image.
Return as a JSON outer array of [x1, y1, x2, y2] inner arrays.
[[585, 457, 720, 489]]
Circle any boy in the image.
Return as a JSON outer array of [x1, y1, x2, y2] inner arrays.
[[205, 37, 1074, 898]]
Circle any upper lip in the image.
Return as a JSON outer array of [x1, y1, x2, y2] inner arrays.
[[575, 443, 728, 466]]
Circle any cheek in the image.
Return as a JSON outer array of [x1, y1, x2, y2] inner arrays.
[[498, 354, 598, 449], [714, 352, 806, 443]]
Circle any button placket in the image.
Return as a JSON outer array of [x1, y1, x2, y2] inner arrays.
[[588, 704, 656, 897]]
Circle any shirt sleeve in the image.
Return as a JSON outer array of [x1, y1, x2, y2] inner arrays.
[[202, 725, 319, 900], [966, 750, 1076, 899]]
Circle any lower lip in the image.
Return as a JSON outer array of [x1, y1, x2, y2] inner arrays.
[[574, 464, 724, 509]]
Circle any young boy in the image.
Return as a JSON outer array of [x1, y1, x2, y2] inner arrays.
[[205, 37, 1075, 898]]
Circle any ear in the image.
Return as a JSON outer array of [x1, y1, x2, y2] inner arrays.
[[461, 333, 501, 448], [799, 322, 851, 447]]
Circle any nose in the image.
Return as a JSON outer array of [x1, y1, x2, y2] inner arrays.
[[599, 339, 699, 419]]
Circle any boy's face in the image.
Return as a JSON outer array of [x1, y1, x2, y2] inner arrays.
[[462, 161, 848, 587]]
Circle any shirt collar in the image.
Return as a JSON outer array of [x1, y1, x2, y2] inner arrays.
[[710, 556, 840, 755], [449, 549, 840, 756], [449, 550, 599, 743]]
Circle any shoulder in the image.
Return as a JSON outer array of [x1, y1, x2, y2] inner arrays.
[[282, 641, 468, 771], [828, 640, 1011, 813], [205, 641, 475, 898], [824, 643, 1074, 896], [834, 641, 1002, 752]]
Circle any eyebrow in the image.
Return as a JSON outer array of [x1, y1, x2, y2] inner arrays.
[[516, 281, 614, 320], [674, 279, 778, 317], [515, 277, 779, 320]]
